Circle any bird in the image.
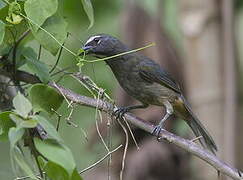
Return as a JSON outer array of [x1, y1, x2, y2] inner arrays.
[[81, 34, 217, 154]]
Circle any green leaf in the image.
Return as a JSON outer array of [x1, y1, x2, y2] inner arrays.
[[44, 161, 69, 180], [34, 138, 76, 177], [0, 20, 5, 45], [0, 4, 8, 22], [8, 122, 37, 179], [45, 162, 82, 180], [0, 1, 6, 9], [10, 146, 38, 180], [71, 169, 83, 180], [13, 92, 32, 118], [31, 115, 62, 142], [29, 84, 63, 114], [0, 4, 28, 47], [10, 112, 37, 130], [31, 13, 68, 55], [0, 111, 15, 141], [13, 149, 38, 179], [22, 47, 50, 83], [37, 156, 47, 169], [19, 119, 38, 128], [24, 0, 58, 31], [80, 0, 94, 29], [9, 113, 24, 126], [8, 1, 21, 14], [8, 127, 25, 148]]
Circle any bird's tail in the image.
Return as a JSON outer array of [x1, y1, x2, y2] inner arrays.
[[180, 96, 218, 154]]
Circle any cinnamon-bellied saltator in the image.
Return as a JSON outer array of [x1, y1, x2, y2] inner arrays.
[[81, 34, 217, 154]]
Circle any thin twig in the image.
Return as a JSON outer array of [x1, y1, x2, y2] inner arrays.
[[79, 127, 89, 142], [15, 174, 44, 180], [191, 136, 203, 142], [37, 45, 42, 60], [20, 13, 76, 56], [95, 89, 109, 152], [107, 115, 113, 180], [117, 117, 129, 180], [124, 119, 139, 150], [52, 82, 72, 107], [65, 104, 78, 128], [51, 108, 62, 131], [49, 41, 65, 73], [50, 65, 77, 77], [79, 144, 123, 174], [79, 43, 155, 63]]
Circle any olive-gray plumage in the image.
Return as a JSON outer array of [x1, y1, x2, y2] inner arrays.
[[82, 34, 217, 154]]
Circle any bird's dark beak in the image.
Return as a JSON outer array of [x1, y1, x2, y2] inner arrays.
[[79, 45, 93, 56], [82, 45, 93, 51]]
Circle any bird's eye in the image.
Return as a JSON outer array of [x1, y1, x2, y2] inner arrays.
[[94, 38, 101, 44]]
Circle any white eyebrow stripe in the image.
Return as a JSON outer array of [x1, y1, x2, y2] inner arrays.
[[85, 35, 101, 45]]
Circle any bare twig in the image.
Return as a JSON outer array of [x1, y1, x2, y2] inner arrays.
[[50, 65, 77, 77], [79, 127, 88, 142], [65, 103, 78, 128], [107, 115, 113, 180], [80, 144, 123, 174], [191, 136, 203, 143], [49, 41, 65, 73], [15, 173, 44, 180], [37, 45, 42, 60], [51, 108, 62, 131], [95, 89, 110, 152], [124, 119, 139, 150], [117, 117, 129, 180]]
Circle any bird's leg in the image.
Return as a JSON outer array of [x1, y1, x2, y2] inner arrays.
[[113, 104, 148, 120], [152, 101, 174, 137]]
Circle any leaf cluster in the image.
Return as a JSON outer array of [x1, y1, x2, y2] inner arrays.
[[0, 0, 94, 82], [0, 0, 94, 179], [0, 84, 85, 179]]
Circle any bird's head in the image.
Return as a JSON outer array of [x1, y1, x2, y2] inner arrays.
[[81, 34, 127, 57]]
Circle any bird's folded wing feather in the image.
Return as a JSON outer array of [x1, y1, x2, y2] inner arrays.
[[138, 62, 181, 94]]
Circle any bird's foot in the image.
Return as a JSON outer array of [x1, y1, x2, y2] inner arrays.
[[113, 107, 129, 120], [152, 125, 163, 140]]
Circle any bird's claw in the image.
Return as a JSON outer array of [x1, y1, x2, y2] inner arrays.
[[152, 125, 163, 140], [113, 107, 129, 120]]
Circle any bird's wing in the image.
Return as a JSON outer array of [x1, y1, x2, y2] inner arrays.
[[138, 61, 181, 94]]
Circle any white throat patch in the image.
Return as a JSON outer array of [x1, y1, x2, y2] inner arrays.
[[85, 35, 101, 45]]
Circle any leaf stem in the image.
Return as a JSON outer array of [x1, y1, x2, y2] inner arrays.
[[80, 42, 156, 63], [19, 13, 77, 57], [79, 144, 123, 174]]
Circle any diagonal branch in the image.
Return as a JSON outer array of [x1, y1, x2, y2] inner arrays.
[[50, 82, 243, 180], [0, 69, 242, 180]]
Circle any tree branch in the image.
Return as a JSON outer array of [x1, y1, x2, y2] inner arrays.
[[50, 82, 242, 180], [0, 69, 41, 84], [0, 69, 242, 179]]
